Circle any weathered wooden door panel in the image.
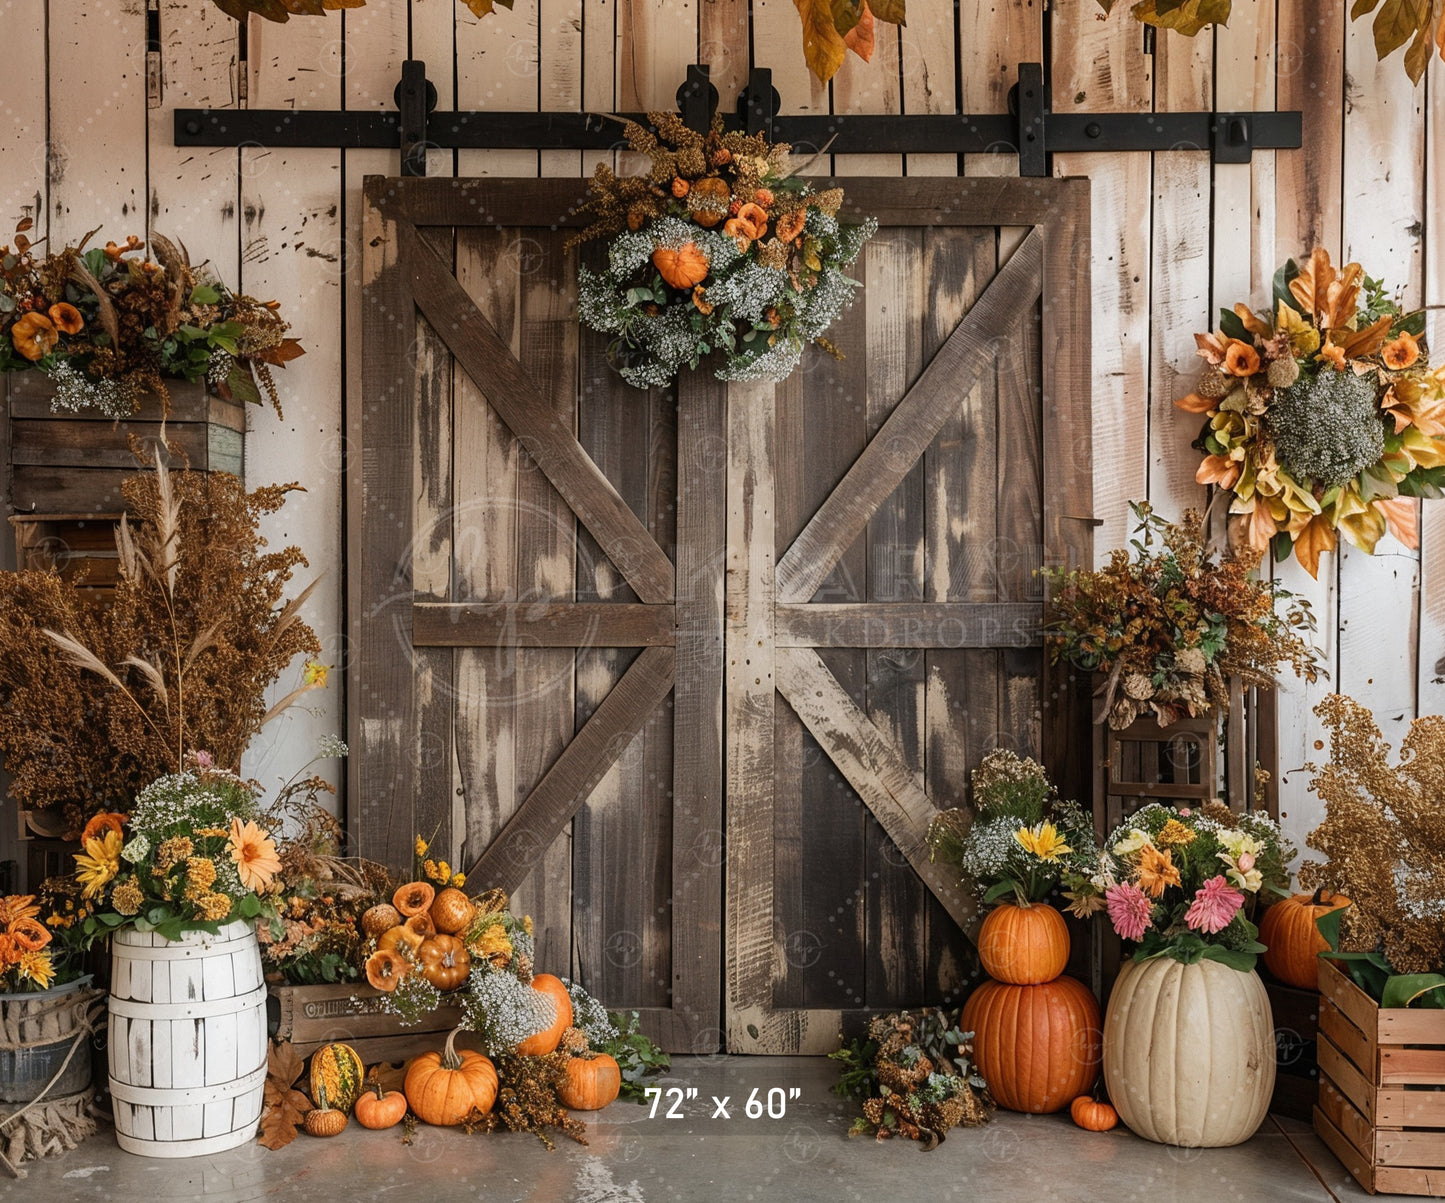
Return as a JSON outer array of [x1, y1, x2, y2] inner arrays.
[[357, 176, 1088, 1055]]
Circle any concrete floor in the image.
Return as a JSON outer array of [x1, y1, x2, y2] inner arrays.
[[2, 1057, 1372, 1203]]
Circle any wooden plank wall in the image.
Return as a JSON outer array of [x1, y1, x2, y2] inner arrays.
[[3, 0, 1444, 859]]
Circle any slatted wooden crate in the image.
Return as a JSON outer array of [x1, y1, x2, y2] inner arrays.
[[267, 982, 468, 1065], [1313, 958, 1445, 1196], [6, 373, 245, 516]]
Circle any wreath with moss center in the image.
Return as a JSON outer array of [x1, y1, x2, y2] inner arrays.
[[568, 112, 876, 390]]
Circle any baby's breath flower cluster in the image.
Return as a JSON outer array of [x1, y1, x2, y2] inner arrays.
[[928, 750, 1098, 907], [563, 977, 618, 1048], [460, 965, 557, 1057], [571, 114, 874, 388]]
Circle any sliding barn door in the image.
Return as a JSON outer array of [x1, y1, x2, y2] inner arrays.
[[355, 176, 1090, 1054], [724, 182, 1092, 1053]]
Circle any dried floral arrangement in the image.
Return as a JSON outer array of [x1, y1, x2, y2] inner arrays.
[[830, 1009, 993, 1148], [927, 749, 1098, 907], [0, 220, 303, 417], [0, 455, 324, 836], [1298, 694, 1445, 1007], [0, 893, 70, 993], [569, 113, 875, 389], [1062, 801, 1293, 972], [1175, 247, 1444, 578], [1044, 501, 1322, 729]]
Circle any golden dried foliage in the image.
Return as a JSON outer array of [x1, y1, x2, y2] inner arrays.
[[1298, 694, 1445, 975], [0, 457, 320, 836]]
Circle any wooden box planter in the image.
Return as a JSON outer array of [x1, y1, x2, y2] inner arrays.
[[1264, 972, 1321, 1122], [1313, 958, 1445, 1196], [267, 982, 468, 1065], [5, 372, 245, 516]]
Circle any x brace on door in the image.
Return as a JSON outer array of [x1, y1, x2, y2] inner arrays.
[[175, 61, 1302, 179]]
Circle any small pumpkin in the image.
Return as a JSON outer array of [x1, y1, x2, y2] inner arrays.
[[1071, 1095, 1119, 1132], [976, 901, 1070, 985], [361, 903, 402, 938], [404, 912, 436, 940], [1260, 888, 1351, 990], [377, 923, 424, 956], [354, 1078, 408, 1130], [515, 973, 574, 1056], [687, 176, 731, 227], [310, 1042, 366, 1114], [417, 933, 472, 992], [393, 880, 435, 917], [557, 1053, 622, 1111], [405, 1028, 498, 1126], [430, 887, 476, 936], [651, 242, 710, 291], [303, 1081, 349, 1137], [365, 948, 408, 992]]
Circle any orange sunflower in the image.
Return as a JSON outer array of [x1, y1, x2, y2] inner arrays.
[[1136, 844, 1183, 899], [227, 818, 281, 893], [0, 895, 40, 927]]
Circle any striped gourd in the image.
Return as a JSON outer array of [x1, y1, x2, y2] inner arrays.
[[310, 1043, 365, 1115]]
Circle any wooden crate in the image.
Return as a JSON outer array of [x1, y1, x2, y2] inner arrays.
[[7, 373, 244, 515], [267, 982, 470, 1065], [1313, 959, 1445, 1196]]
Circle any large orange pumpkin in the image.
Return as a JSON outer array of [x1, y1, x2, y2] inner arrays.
[[651, 242, 710, 290], [1260, 889, 1351, 989], [976, 901, 1070, 985], [514, 974, 574, 1056], [404, 1028, 498, 1125], [961, 974, 1101, 1114]]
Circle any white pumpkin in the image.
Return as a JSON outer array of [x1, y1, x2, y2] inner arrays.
[[1102, 957, 1275, 1147]]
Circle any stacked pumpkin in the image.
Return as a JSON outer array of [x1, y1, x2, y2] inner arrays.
[[961, 899, 1102, 1115], [1259, 887, 1351, 990], [928, 751, 1104, 1117]]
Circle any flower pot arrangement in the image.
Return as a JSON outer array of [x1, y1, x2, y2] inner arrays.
[[929, 751, 1103, 1115], [569, 112, 875, 388], [1064, 801, 1294, 1147], [1291, 694, 1445, 1196], [1175, 247, 1445, 579], [0, 892, 103, 1175]]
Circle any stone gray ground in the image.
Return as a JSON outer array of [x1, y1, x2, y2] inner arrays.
[[1, 1057, 1370, 1203]]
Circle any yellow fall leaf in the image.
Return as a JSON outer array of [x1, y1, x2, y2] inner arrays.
[[1376, 496, 1420, 548], [796, 0, 849, 82], [1293, 515, 1337, 580]]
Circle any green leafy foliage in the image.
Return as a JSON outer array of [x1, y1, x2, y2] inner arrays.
[[592, 1010, 670, 1102]]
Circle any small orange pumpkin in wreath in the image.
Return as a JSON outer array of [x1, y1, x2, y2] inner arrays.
[[651, 242, 710, 291]]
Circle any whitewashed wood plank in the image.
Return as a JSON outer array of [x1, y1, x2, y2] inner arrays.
[[150, 955, 171, 1005], [170, 1085, 204, 1139], [1337, 8, 1424, 752], [698, 0, 748, 104], [958, 0, 1037, 180], [539, 0, 583, 177], [109, 1015, 127, 1082], [0, 1, 47, 235], [1213, 3, 1277, 303], [130, 1017, 152, 1088], [1051, 2, 1151, 561], [172, 1015, 205, 1089], [202, 1098, 232, 1139], [899, 0, 955, 177], [151, 1106, 173, 1143], [200, 946, 235, 1001], [458, 0, 539, 177], [205, 1012, 240, 1085], [412, 0, 458, 177], [130, 1104, 155, 1143], [47, 0, 148, 245], [1421, 64, 1445, 720], [1148, 28, 1211, 519], [832, 20, 902, 178], [581, 0, 615, 177], [239, 15, 346, 798], [752, 0, 827, 123], [151, 1018, 173, 1090]]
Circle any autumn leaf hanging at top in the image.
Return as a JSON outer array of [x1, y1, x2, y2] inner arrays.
[[795, 0, 904, 83], [1095, 0, 1232, 37]]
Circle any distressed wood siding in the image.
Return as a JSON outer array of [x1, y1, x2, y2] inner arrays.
[[2, 4, 1443, 883]]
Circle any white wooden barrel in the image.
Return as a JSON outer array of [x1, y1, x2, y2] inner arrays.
[[107, 920, 267, 1157]]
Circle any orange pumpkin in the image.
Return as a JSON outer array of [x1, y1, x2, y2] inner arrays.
[[416, 933, 471, 992], [687, 176, 731, 227], [354, 1080, 409, 1130], [514, 973, 574, 1056], [430, 887, 476, 935], [404, 1028, 498, 1126], [393, 881, 435, 917], [736, 202, 769, 237], [365, 948, 408, 992], [377, 923, 424, 956], [404, 912, 436, 940], [651, 242, 710, 291], [961, 974, 1101, 1114], [1260, 889, 1351, 989], [976, 901, 1070, 985], [557, 1054, 621, 1111], [1071, 1095, 1119, 1131]]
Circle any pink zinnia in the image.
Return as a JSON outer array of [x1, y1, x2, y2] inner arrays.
[[1185, 875, 1245, 934], [1105, 883, 1153, 941]]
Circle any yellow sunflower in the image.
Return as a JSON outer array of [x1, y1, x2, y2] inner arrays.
[[76, 830, 124, 899], [1014, 822, 1072, 862]]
